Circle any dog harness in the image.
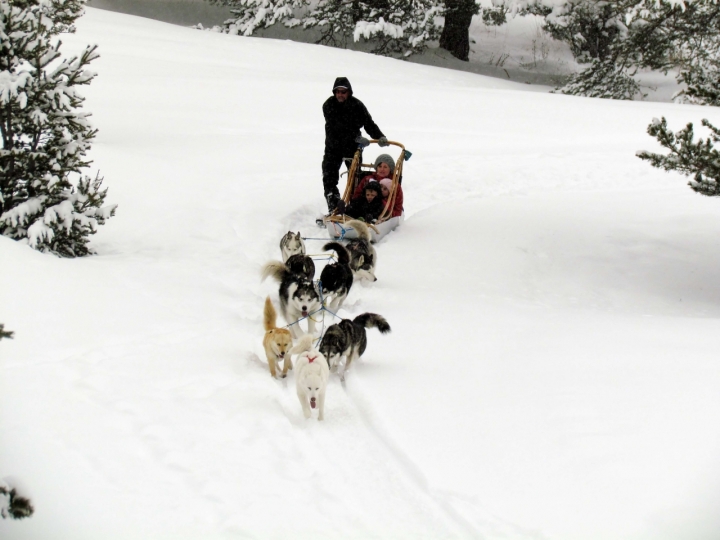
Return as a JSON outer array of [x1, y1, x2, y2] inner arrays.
[[307, 355, 317, 363]]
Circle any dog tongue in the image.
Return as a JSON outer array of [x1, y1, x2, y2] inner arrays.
[[310, 397, 316, 409], [302, 310, 309, 317]]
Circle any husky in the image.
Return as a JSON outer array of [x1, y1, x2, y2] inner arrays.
[[344, 220, 377, 282], [261, 261, 321, 339], [284, 253, 315, 280], [319, 242, 353, 311], [292, 334, 330, 421], [319, 313, 390, 373], [262, 296, 293, 378], [280, 231, 306, 263]]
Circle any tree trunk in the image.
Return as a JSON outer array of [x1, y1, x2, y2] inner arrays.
[[440, 0, 478, 61]]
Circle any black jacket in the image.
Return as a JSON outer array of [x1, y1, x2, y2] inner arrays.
[[345, 194, 384, 222], [323, 77, 384, 150]]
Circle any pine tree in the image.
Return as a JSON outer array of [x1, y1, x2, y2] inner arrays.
[[0, 323, 13, 340], [0, 0, 116, 257], [0, 483, 34, 520], [674, 36, 720, 106], [637, 117, 720, 197], [212, 0, 443, 57], [556, 57, 644, 100], [439, 0, 479, 61], [491, 0, 720, 100]]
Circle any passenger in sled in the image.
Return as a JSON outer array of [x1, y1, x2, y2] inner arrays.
[[325, 142, 408, 241], [342, 154, 404, 221]]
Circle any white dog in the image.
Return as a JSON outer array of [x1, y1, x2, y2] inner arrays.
[[280, 231, 306, 263], [291, 335, 329, 421]]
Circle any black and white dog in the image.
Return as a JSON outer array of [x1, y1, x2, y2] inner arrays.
[[285, 254, 315, 281], [344, 220, 377, 282], [261, 261, 321, 339], [319, 313, 391, 373], [319, 242, 354, 311], [280, 231, 306, 263]]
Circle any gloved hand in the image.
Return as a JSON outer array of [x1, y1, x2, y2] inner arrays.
[[378, 136, 389, 147], [336, 200, 346, 214], [355, 136, 370, 147]]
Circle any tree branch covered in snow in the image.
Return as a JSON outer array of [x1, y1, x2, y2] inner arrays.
[[0, 482, 34, 520], [637, 117, 720, 196], [209, 0, 443, 57], [0, 0, 116, 256], [489, 0, 720, 101], [0, 323, 13, 340]]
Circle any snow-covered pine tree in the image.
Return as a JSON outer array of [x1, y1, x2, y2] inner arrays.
[[440, 0, 479, 61], [556, 57, 644, 99], [0, 323, 13, 340], [0, 483, 34, 520], [0, 0, 116, 257], [637, 117, 720, 196], [490, 0, 720, 100], [674, 32, 720, 106], [212, 0, 443, 57]]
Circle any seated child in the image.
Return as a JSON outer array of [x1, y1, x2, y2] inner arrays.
[[344, 181, 384, 223], [351, 154, 404, 219], [379, 177, 403, 218]]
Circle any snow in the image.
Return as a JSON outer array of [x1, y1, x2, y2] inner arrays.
[[2, 6, 720, 540]]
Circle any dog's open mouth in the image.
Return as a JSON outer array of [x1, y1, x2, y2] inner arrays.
[[302, 310, 309, 318], [310, 397, 316, 409]]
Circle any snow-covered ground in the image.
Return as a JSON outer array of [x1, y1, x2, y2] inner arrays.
[[2, 7, 720, 540]]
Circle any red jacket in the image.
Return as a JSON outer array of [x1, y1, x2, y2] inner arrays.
[[352, 173, 404, 218]]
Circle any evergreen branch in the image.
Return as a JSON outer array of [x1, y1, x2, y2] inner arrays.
[[0, 323, 14, 340], [0, 485, 34, 519], [637, 117, 720, 196]]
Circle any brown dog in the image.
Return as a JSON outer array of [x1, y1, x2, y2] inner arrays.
[[263, 296, 293, 378]]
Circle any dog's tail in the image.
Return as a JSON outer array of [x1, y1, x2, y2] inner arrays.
[[263, 296, 279, 331], [290, 334, 314, 356], [261, 260, 288, 283], [353, 313, 391, 334], [346, 220, 372, 242], [322, 241, 350, 266]]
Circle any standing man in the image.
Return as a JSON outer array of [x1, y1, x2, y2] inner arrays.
[[321, 77, 388, 215]]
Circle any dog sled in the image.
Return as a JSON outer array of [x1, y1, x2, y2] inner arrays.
[[323, 140, 410, 242]]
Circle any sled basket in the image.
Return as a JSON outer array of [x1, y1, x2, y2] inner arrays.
[[324, 140, 408, 241]]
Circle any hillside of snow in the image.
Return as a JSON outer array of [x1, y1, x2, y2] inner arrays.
[[2, 7, 720, 540]]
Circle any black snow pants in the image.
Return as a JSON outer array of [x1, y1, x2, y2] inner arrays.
[[322, 143, 362, 211]]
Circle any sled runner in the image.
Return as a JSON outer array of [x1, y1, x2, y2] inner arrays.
[[322, 140, 410, 242]]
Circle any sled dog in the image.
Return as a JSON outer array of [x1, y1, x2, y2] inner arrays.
[[319, 313, 390, 372], [319, 242, 354, 311], [280, 231, 306, 263], [292, 335, 330, 421], [344, 220, 377, 282], [262, 296, 293, 378], [285, 253, 315, 281], [261, 262, 321, 339]]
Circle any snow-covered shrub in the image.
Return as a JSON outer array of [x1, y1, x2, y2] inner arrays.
[[556, 57, 644, 100], [0, 0, 116, 256], [674, 36, 720, 107], [492, 0, 720, 100], [637, 117, 720, 197], [0, 482, 34, 520], [211, 0, 443, 57]]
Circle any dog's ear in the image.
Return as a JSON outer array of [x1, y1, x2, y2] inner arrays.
[[357, 255, 364, 266]]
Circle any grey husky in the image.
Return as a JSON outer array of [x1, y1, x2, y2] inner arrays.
[[344, 220, 377, 282], [280, 231, 306, 263], [262, 261, 321, 339], [319, 313, 390, 373]]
